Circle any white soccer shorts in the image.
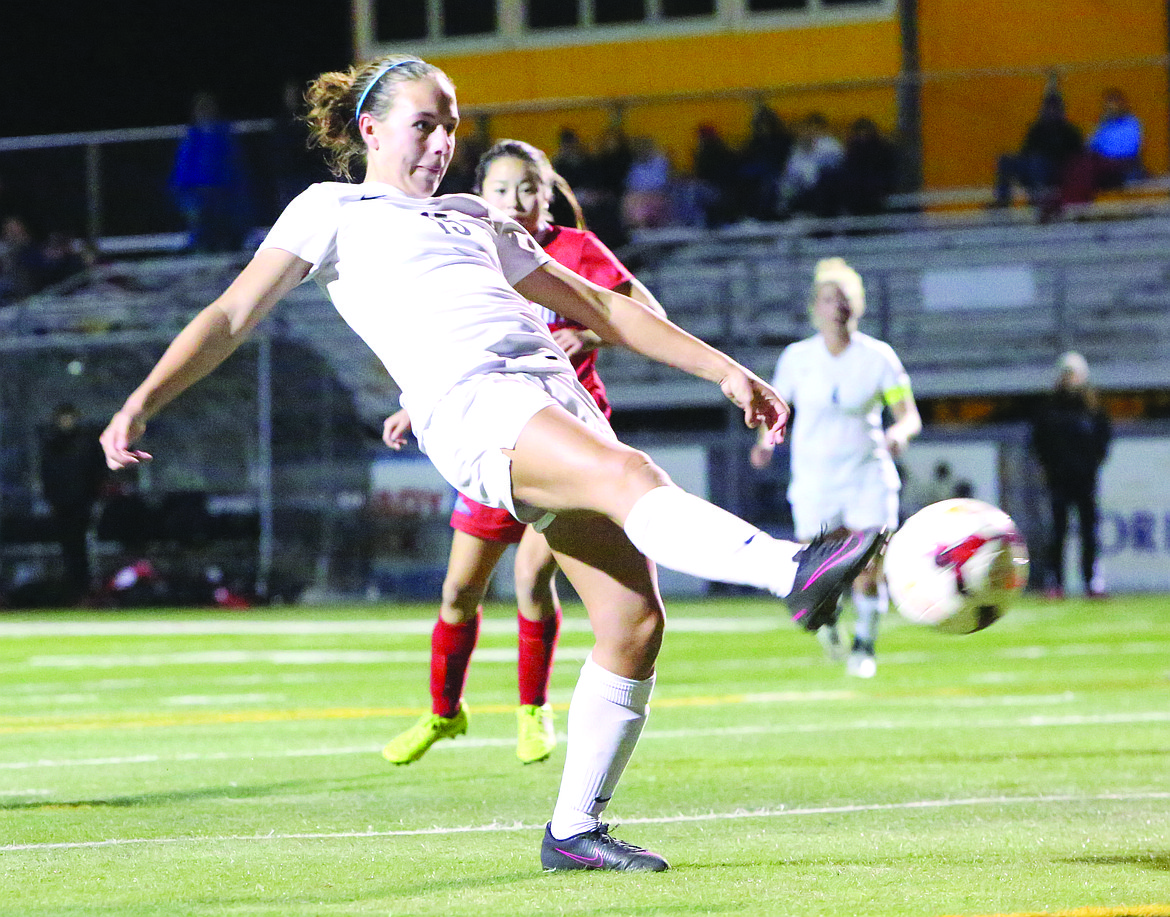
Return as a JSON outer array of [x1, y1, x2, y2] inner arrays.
[[790, 462, 900, 542], [417, 368, 616, 527]]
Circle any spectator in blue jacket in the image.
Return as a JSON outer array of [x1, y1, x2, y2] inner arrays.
[[170, 92, 251, 252], [1060, 88, 1144, 209]]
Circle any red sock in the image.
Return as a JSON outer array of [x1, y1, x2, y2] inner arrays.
[[430, 613, 479, 718], [517, 607, 560, 707]]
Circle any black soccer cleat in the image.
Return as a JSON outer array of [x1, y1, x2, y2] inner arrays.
[[786, 527, 887, 632], [540, 822, 670, 872]]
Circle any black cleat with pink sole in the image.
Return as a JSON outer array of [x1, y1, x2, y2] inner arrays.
[[786, 527, 887, 631], [541, 823, 670, 872]]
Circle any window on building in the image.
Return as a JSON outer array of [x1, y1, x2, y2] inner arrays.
[[443, 0, 497, 35], [594, 0, 647, 24], [375, 0, 428, 42], [663, 0, 716, 16], [371, 0, 891, 46], [747, 0, 807, 10], [528, 0, 582, 28]]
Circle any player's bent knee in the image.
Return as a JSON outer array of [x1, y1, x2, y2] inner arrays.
[[440, 579, 485, 619], [514, 553, 556, 599], [589, 447, 672, 509]]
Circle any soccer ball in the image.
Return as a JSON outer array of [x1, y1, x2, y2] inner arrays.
[[884, 498, 1029, 634]]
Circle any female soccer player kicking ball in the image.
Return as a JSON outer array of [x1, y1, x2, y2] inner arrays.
[[381, 139, 667, 767], [100, 57, 882, 872], [752, 258, 920, 678]]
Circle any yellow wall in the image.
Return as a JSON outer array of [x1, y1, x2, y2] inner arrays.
[[419, 4, 1167, 189], [430, 20, 902, 170], [918, 0, 1169, 187]]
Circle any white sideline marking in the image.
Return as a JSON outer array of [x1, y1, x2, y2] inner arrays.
[[2, 709, 1166, 771], [19, 640, 1166, 672], [0, 616, 780, 638], [27, 647, 593, 669], [3, 791, 1167, 852], [163, 694, 287, 707]]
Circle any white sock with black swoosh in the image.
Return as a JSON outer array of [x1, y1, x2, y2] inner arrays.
[[549, 655, 655, 840], [623, 485, 801, 596]]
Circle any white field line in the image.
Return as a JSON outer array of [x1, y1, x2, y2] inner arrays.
[[3, 791, 1168, 852], [23, 647, 593, 668], [3, 708, 1167, 772], [0, 616, 780, 638], [17, 638, 1167, 670]]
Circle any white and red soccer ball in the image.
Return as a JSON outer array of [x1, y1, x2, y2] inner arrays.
[[884, 498, 1030, 634]]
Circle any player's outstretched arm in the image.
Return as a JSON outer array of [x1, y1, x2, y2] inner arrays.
[[101, 248, 311, 470], [514, 260, 788, 442]]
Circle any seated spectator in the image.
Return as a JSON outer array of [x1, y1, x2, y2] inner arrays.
[[776, 113, 843, 218], [737, 103, 792, 220], [691, 123, 742, 227], [551, 127, 594, 191], [839, 117, 899, 216], [993, 90, 1083, 212], [39, 230, 94, 289], [0, 215, 42, 303], [621, 136, 674, 231], [586, 125, 634, 247], [592, 125, 634, 200], [1059, 88, 1144, 209]]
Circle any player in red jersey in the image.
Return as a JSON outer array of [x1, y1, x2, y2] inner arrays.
[[382, 139, 666, 766]]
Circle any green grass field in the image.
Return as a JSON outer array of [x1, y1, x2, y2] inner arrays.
[[1, 594, 1167, 917]]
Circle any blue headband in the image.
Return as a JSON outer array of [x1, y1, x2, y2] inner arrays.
[[354, 59, 422, 120]]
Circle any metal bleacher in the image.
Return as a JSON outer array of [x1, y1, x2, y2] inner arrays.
[[609, 208, 1170, 404], [6, 205, 1170, 425]]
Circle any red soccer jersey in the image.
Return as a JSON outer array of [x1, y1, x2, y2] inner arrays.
[[536, 225, 635, 419], [448, 224, 637, 542]]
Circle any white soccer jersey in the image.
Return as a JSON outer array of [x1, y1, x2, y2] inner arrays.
[[259, 181, 566, 435], [771, 332, 910, 504]]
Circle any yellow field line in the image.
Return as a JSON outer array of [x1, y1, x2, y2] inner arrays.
[[0, 691, 853, 734], [940, 907, 1170, 917]]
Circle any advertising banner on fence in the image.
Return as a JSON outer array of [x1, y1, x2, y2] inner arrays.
[[1093, 436, 1170, 594]]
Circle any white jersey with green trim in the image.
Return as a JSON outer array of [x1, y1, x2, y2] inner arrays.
[[259, 181, 565, 433], [771, 331, 910, 499]]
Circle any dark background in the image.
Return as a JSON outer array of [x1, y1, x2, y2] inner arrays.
[[5, 2, 353, 136]]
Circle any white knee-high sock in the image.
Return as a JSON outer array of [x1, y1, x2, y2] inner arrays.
[[852, 583, 887, 644], [549, 655, 655, 839], [623, 486, 801, 596]]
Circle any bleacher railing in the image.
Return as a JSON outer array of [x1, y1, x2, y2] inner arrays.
[[2, 56, 1165, 247]]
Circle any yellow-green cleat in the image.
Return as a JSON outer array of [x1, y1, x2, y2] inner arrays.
[[382, 701, 469, 765], [516, 702, 556, 764]]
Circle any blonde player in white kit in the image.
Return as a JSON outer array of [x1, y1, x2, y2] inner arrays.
[[99, 57, 884, 872], [752, 258, 920, 678]]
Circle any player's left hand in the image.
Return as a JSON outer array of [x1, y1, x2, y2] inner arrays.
[[886, 430, 909, 457], [100, 408, 152, 470], [720, 369, 789, 445], [551, 327, 594, 358], [382, 409, 413, 450]]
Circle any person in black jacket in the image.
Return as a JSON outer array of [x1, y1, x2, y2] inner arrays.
[[1030, 352, 1111, 598], [993, 91, 1083, 215], [39, 403, 107, 603]]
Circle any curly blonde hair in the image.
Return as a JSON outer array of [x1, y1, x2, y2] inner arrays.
[[304, 56, 450, 180]]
